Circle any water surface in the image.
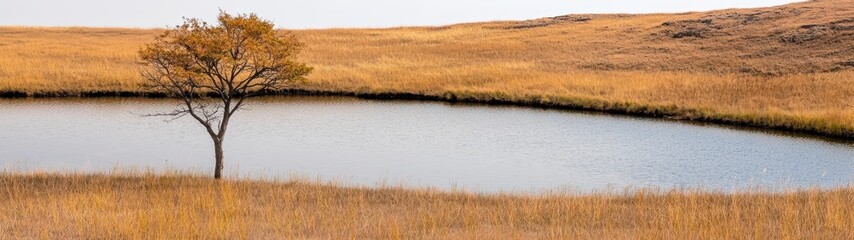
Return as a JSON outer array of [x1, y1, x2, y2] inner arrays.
[[1, 96, 853, 192]]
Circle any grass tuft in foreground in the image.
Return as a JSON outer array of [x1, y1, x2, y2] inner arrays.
[[2, 171, 853, 239]]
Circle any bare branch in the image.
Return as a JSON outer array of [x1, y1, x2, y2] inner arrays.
[[139, 108, 190, 122]]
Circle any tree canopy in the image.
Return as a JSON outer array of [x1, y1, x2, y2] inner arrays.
[[140, 12, 311, 101]]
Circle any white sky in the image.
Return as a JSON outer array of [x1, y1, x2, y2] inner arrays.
[[0, 0, 803, 29]]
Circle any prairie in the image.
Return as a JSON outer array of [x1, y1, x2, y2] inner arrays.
[[2, 1, 854, 238], [2, 171, 853, 239], [1, 0, 853, 137]]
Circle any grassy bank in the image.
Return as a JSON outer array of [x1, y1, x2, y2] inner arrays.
[[1, 0, 854, 138], [1, 171, 853, 239]]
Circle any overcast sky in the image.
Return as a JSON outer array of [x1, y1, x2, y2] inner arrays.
[[0, 0, 803, 29]]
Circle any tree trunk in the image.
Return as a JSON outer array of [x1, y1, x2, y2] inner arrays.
[[213, 139, 224, 179]]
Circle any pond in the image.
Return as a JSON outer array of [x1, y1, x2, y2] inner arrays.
[[1, 96, 853, 192]]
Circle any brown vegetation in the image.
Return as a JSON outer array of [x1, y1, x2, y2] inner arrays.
[[2, 171, 853, 239], [2, 2, 853, 238], [1, 0, 853, 137]]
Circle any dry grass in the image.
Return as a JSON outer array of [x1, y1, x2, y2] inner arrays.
[[1, 171, 853, 239], [1, 0, 853, 137], [3, 2, 853, 238]]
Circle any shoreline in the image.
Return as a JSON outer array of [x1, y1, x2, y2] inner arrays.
[[3, 88, 853, 141]]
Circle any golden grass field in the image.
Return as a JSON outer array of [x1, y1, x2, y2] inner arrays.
[[2, 171, 853, 239], [1, 0, 853, 137], [2, 1, 854, 239]]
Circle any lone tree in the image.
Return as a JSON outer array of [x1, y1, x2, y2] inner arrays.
[[139, 12, 311, 179]]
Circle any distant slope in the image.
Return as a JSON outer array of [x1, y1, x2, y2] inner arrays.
[[1, 0, 853, 138], [441, 0, 853, 75]]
